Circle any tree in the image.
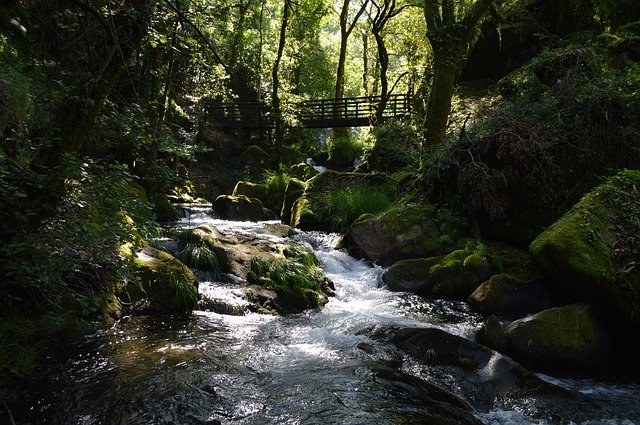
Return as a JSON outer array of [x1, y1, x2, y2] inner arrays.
[[272, 0, 292, 150], [421, 0, 498, 151], [369, 0, 415, 122], [334, 0, 370, 100]]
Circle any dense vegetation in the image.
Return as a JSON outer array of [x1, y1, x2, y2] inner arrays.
[[1, 0, 640, 412]]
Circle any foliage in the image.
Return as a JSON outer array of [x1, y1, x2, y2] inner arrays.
[[247, 246, 328, 309], [593, 0, 640, 29], [1, 159, 153, 306], [170, 274, 200, 312], [316, 186, 391, 232], [426, 42, 640, 244], [327, 128, 369, 170], [179, 243, 220, 278], [364, 120, 420, 172], [262, 168, 291, 196]]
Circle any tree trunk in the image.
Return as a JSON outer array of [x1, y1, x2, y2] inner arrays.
[[362, 30, 369, 95], [335, 37, 348, 100], [422, 52, 457, 147], [373, 30, 389, 123], [272, 0, 290, 156]]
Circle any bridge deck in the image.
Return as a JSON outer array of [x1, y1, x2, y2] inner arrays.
[[201, 94, 410, 129]]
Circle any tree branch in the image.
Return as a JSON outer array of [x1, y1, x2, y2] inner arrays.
[[161, 0, 231, 75]]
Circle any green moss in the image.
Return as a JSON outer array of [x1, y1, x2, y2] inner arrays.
[[238, 145, 271, 168], [281, 178, 306, 223], [530, 170, 640, 324], [232, 181, 267, 202], [247, 246, 330, 313], [290, 196, 316, 228], [505, 304, 610, 367], [124, 247, 199, 314]]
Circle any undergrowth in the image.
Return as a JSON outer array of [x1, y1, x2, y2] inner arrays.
[[247, 245, 328, 309], [316, 186, 391, 232]]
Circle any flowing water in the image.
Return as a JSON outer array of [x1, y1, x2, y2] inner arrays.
[[11, 212, 640, 424]]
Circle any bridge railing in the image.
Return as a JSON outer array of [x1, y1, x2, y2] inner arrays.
[[201, 93, 410, 128], [298, 93, 409, 122]]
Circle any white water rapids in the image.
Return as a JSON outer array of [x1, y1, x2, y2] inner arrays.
[[11, 212, 640, 424]]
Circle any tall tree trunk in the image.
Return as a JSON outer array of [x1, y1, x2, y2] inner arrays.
[[362, 30, 369, 95], [420, 0, 498, 156], [334, 37, 349, 100], [335, 0, 369, 101], [272, 0, 290, 156], [373, 30, 388, 123], [422, 52, 457, 147]]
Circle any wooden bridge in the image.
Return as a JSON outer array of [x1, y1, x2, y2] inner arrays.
[[201, 94, 410, 129]]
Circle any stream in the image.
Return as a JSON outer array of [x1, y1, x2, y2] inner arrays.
[[11, 211, 640, 424]]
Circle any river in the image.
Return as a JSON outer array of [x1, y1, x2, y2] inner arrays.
[[11, 211, 640, 424]]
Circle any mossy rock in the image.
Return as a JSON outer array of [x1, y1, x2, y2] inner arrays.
[[124, 182, 149, 203], [468, 274, 556, 318], [238, 145, 272, 168], [150, 193, 178, 222], [370, 326, 548, 400], [504, 304, 611, 368], [212, 194, 273, 221], [232, 181, 268, 202], [530, 46, 601, 86], [497, 68, 547, 98], [427, 250, 493, 299], [476, 315, 507, 351], [246, 247, 333, 314], [529, 170, 640, 325], [281, 178, 306, 224], [382, 249, 493, 300], [339, 203, 468, 266], [122, 247, 199, 314], [289, 163, 319, 181], [381, 257, 441, 294]]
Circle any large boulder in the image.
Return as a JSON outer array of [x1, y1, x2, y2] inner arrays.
[[529, 170, 640, 326], [468, 274, 556, 318], [366, 326, 551, 400], [503, 304, 611, 369], [122, 247, 199, 314], [212, 194, 273, 221], [280, 178, 305, 224], [290, 170, 397, 232], [232, 181, 267, 202], [339, 204, 468, 266], [382, 249, 493, 300], [177, 225, 333, 314]]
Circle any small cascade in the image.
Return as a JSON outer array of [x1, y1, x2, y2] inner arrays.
[[10, 213, 640, 424]]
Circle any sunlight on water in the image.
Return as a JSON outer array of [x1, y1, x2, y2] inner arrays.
[[13, 215, 640, 425]]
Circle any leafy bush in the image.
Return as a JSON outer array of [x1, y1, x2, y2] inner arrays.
[[364, 120, 421, 172], [430, 42, 640, 245], [247, 246, 329, 309], [327, 128, 369, 170], [0, 157, 155, 312]]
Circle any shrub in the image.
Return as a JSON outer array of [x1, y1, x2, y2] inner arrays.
[[327, 128, 368, 170], [364, 120, 421, 172], [317, 186, 391, 232], [428, 42, 640, 245], [179, 243, 220, 277], [247, 246, 329, 310], [263, 169, 291, 194]]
